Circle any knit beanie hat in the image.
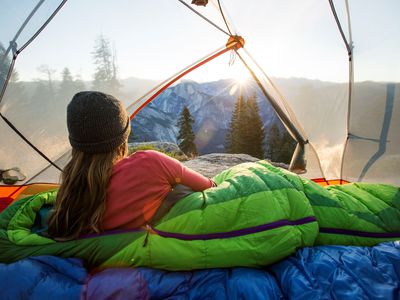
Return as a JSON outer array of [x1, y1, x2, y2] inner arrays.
[[67, 91, 131, 153]]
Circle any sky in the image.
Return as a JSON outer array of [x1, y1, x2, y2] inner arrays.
[[1, 0, 399, 83]]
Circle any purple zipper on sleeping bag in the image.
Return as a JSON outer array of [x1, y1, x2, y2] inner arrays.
[[319, 227, 400, 238], [79, 220, 400, 241], [79, 216, 317, 240], [152, 216, 317, 240]]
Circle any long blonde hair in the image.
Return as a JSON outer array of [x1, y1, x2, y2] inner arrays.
[[48, 142, 128, 240]]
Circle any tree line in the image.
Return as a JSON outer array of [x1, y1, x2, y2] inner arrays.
[[0, 34, 121, 105], [177, 94, 296, 163]]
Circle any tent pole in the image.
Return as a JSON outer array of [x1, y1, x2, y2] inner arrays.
[[0, 0, 68, 105], [233, 50, 308, 172], [177, 0, 230, 36], [0, 0, 68, 179], [130, 37, 245, 119], [328, 0, 354, 181], [212, 1, 308, 172], [0, 0, 45, 68], [0, 0, 46, 103]]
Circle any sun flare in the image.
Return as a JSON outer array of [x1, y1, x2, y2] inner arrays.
[[235, 72, 249, 84], [230, 64, 250, 84], [233, 71, 249, 84]]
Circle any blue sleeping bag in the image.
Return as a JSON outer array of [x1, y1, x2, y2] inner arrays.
[[1, 242, 399, 299]]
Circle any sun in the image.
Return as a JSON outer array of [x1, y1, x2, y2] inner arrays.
[[230, 64, 250, 84], [235, 72, 249, 84]]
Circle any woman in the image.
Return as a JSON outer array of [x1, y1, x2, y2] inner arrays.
[[48, 91, 214, 240]]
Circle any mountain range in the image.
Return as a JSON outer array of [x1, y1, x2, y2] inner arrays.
[[130, 78, 281, 154]]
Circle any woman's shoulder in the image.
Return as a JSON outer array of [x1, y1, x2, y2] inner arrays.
[[116, 150, 165, 166], [131, 149, 166, 159]]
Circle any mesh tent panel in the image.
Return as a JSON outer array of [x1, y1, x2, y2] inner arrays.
[[342, 0, 400, 185]]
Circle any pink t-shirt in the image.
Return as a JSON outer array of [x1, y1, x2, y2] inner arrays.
[[102, 150, 213, 230]]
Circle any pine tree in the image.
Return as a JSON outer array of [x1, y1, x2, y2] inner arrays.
[[226, 94, 247, 153], [279, 131, 296, 164], [32, 64, 56, 107], [0, 43, 9, 89], [1, 43, 26, 104], [266, 123, 282, 162], [59, 67, 85, 99], [0, 43, 18, 87], [177, 106, 198, 156], [73, 75, 85, 92], [226, 93, 265, 158], [59, 68, 74, 97], [246, 95, 265, 159], [61, 67, 73, 83], [266, 123, 296, 164], [37, 64, 56, 95], [92, 35, 120, 94]]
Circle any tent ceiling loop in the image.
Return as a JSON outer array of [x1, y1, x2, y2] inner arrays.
[[177, 0, 230, 37]]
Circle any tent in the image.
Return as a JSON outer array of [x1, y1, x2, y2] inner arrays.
[[0, 0, 399, 201], [1, 3, 400, 298]]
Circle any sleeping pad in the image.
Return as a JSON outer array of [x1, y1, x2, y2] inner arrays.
[[0, 160, 399, 270], [2, 242, 400, 299]]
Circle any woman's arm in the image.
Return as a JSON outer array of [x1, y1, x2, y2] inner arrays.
[[179, 165, 216, 190], [149, 150, 214, 191]]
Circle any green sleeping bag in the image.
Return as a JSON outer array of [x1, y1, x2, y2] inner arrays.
[[0, 161, 399, 270]]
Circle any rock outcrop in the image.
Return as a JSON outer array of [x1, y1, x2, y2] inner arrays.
[[129, 142, 288, 178], [184, 153, 289, 178], [183, 153, 259, 178]]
